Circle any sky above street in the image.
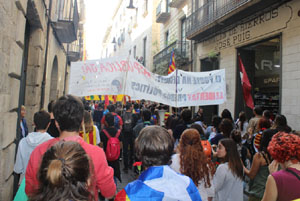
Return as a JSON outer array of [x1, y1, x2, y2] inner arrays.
[[85, 0, 118, 60]]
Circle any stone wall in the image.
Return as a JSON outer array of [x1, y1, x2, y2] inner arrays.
[[0, 0, 25, 199], [0, 0, 72, 199]]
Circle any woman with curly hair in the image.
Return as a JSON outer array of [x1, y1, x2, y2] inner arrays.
[[262, 132, 300, 201], [29, 141, 93, 201], [214, 138, 244, 201], [170, 128, 215, 201]]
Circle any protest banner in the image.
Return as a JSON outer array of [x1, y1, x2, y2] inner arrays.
[[69, 56, 226, 107]]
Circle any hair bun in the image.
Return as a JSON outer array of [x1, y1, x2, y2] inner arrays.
[[47, 159, 63, 186]]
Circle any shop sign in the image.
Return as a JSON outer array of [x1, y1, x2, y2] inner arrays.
[[203, 4, 292, 51]]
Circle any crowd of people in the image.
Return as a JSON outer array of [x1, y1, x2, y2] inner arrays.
[[14, 96, 300, 201]]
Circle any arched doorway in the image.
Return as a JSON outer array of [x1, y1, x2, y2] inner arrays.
[[49, 56, 58, 101]]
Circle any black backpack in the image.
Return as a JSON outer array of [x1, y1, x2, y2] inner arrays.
[[123, 112, 133, 132]]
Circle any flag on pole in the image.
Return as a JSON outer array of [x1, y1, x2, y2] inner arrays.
[[104, 95, 109, 109], [168, 49, 176, 74], [238, 55, 254, 109]]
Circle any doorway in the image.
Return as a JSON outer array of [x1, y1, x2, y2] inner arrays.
[[236, 36, 281, 120]]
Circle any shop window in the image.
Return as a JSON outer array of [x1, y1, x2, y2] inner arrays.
[[200, 54, 220, 125], [236, 36, 281, 120]]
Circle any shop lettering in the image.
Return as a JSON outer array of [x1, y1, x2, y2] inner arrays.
[[204, 7, 280, 51]]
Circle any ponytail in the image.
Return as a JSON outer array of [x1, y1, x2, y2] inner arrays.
[[47, 159, 63, 186]]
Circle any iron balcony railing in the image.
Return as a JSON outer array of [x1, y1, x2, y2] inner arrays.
[[156, 0, 170, 23], [153, 40, 190, 65], [186, 0, 250, 38], [53, 0, 79, 43], [67, 39, 81, 62]]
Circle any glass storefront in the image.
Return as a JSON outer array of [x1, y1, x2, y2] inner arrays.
[[236, 36, 281, 120]]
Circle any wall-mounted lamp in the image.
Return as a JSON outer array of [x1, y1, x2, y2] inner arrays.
[[127, 0, 135, 9]]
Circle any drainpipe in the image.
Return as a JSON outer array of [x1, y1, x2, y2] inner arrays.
[[63, 44, 69, 95], [40, 0, 53, 109]]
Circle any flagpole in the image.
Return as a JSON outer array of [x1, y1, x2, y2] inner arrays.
[[175, 69, 178, 108], [120, 55, 131, 115]]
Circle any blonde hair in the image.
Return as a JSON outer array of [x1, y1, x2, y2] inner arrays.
[[81, 111, 94, 133]]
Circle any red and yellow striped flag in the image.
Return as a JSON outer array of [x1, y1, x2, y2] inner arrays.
[[168, 49, 176, 74]]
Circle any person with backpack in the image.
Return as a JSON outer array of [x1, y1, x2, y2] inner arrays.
[[133, 109, 152, 138], [101, 104, 123, 130], [122, 102, 135, 173], [100, 112, 122, 201]]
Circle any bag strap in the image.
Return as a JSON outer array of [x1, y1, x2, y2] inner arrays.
[[102, 129, 111, 139], [286, 168, 300, 181], [115, 129, 121, 138]]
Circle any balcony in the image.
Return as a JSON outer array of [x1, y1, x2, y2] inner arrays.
[[156, 0, 170, 23], [52, 0, 79, 43], [169, 0, 186, 8], [67, 40, 81, 62], [186, 0, 289, 42], [153, 41, 190, 74]]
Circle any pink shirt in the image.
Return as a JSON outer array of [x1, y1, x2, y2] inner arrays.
[[25, 136, 116, 200], [272, 168, 300, 201]]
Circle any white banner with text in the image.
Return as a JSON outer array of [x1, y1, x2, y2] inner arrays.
[[69, 56, 226, 107]]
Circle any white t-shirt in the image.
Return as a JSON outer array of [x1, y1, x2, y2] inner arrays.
[[213, 163, 243, 201]]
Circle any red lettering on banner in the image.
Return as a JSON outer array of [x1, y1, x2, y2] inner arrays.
[[134, 62, 141, 73], [208, 92, 215, 100], [90, 64, 97, 73], [82, 66, 87, 74], [120, 60, 128, 71], [115, 61, 123, 72], [105, 63, 113, 72], [99, 63, 106, 73]]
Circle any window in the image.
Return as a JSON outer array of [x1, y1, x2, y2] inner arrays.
[[165, 31, 169, 47], [143, 37, 147, 67], [129, 49, 131, 56], [180, 18, 187, 55]]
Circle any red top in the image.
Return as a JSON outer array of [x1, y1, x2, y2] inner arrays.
[[25, 136, 116, 200], [272, 168, 300, 201]]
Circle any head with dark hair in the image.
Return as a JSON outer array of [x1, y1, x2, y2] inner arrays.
[[30, 141, 92, 201], [220, 118, 234, 138], [257, 117, 271, 131], [53, 95, 84, 132], [254, 106, 263, 116], [238, 111, 247, 131], [221, 109, 233, 122], [268, 132, 300, 164], [212, 115, 222, 133], [217, 138, 243, 179], [34, 110, 51, 130], [48, 101, 55, 113], [259, 129, 277, 159], [178, 129, 214, 188], [125, 102, 132, 111], [190, 123, 205, 139], [135, 126, 174, 168], [107, 104, 115, 112], [105, 112, 115, 127], [181, 109, 192, 123], [134, 103, 139, 110], [230, 129, 242, 145], [142, 109, 151, 121], [273, 114, 291, 132], [263, 110, 271, 119]]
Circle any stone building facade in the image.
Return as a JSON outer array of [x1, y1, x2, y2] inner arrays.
[[186, 0, 300, 129], [153, 0, 193, 75], [0, 0, 85, 199], [101, 0, 161, 72]]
